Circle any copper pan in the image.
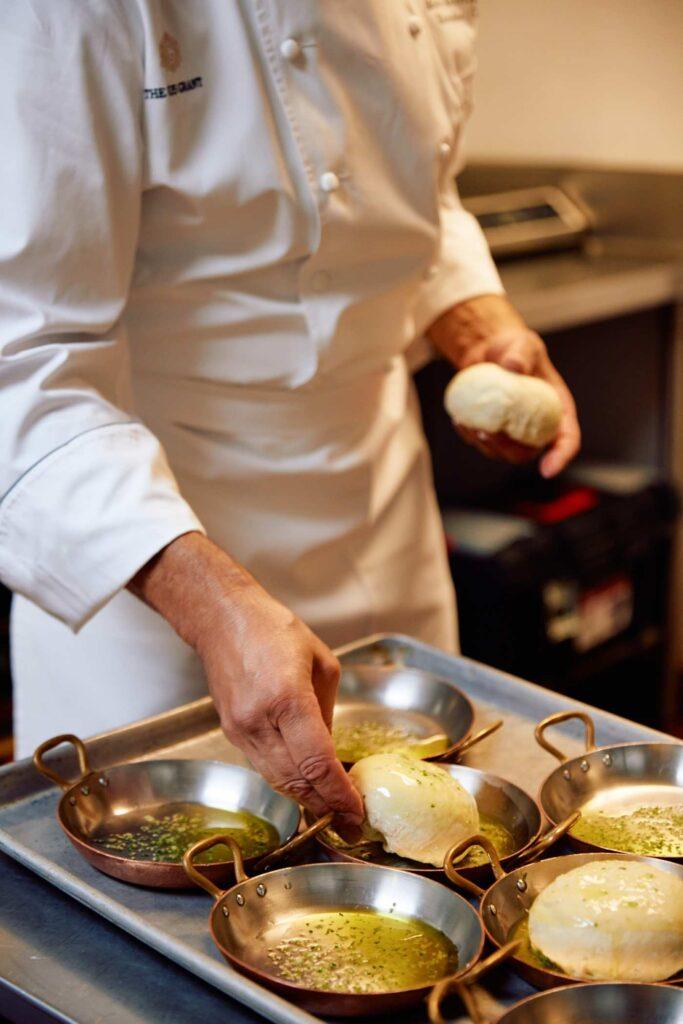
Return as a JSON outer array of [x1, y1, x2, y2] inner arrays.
[[308, 764, 577, 887], [183, 833, 491, 1017], [33, 733, 328, 888], [334, 663, 503, 765], [535, 711, 683, 861], [443, 836, 683, 991], [430, 976, 683, 1024]]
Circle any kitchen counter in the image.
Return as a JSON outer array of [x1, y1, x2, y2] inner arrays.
[[498, 249, 682, 334]]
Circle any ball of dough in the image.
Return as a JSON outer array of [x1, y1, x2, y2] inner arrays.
[[528, 860, 683, 982], [444, 362, 562, 448], [349, 752, 479, 867]]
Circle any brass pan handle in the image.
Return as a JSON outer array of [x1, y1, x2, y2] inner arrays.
[[33, 734, 91, 790], [427, 941, 521, 1024], [183, 834, 248, 898], [512, 810, 581, 866], [534, 710, 596, 763], [433, 720, 503, 763], [443, 833, 506, 897], [253, 812, 334, 873]]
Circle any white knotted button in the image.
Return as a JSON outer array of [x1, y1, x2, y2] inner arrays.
[[439, 140, 453, 159], [280, 38, 302, 62], [319, 171, 341, 193]]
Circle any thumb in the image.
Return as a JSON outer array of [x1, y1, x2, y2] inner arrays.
[[311, 642, 341, 732]]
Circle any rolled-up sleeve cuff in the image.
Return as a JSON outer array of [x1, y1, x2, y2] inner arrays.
[[0, 422, 205, 631], [413, 205, 504, 339]]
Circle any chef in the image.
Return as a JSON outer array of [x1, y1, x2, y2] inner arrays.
[[0, 1, 579, 821]]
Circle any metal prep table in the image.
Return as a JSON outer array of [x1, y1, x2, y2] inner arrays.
[[0, 634, 679, 1024]]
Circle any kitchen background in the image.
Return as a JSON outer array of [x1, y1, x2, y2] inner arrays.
[[1, 0, 682, 759]]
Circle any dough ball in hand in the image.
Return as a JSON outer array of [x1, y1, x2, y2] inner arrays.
[[349, 752, 479, 867], [528, 860, 683, 982], [445, 362, 562, 449]]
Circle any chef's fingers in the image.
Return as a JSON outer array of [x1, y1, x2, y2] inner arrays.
[[242, 731, 332, 820], [274, 690, 364, 824], [457, 424, 538, 465], [455, 424, 498, 459], [309, 638, 341, 732], [536, 356, 581, 478], [481, 431, 539, 465]]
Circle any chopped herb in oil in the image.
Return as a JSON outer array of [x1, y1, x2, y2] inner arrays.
[[570, 804, 683, 857], [332, 720, 449, 763], [91, 802, 279, 863], [266, 909, 458, 993]]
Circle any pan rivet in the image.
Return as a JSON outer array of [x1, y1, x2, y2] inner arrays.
[[235, 894, 245, 906], [516, 879, 527, 892], [284, 881, 292, 890], [222, 906, 229, 918], [80, 785, 90, 795], [489, 905, 497, 916], [256, 884, 267, 897], [562, 769, 571, 780], [98, 776, 108, 786], [69, 797, 76, 806], [602, 753, 612, 767], [580, 760, 589, 772]]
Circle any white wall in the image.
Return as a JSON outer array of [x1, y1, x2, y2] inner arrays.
[[467, 0, 683, 171]]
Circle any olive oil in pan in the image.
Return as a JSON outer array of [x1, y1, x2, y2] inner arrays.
[[91, 802, 279, 863], [325, 813, 516, 868], [266, 909, 459, 993], [510, 917, 564, 973], [570, 804, 683, 857], [332, 719, 449, 762]]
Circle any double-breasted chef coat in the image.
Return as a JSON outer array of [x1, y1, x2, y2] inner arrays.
[[0, 0, 503, 756]]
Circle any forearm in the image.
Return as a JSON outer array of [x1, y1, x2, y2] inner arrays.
[[128, 530, 363, 821]]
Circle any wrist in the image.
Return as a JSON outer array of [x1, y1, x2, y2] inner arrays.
[[427, 293, 526, 367], [128, 531, 257, 653]]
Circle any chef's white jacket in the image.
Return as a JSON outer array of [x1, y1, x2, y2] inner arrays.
[[0, 0, 502, 752]]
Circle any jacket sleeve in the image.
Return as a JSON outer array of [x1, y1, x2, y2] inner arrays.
[[412, 4, 504, 336], [0, 1, 205, 631]]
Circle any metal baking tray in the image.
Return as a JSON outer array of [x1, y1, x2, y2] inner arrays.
[[0, 633, 674, 1024]]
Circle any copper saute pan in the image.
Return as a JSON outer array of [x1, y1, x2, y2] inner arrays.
[[182, 833, 500, 1017], [443, 837, 683, 990], [308, 764, 578, 886], [334, 663, 502, 765], [429, 979, 683, 1024], [33, 733, 328, 888], [535, 711, 683, 861]]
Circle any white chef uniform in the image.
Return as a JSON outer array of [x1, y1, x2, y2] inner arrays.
[[0, 0, 503, 756]]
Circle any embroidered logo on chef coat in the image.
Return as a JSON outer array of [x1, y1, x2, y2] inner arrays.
[[159, 32, 182, 72], [424, 0, 477, 21]]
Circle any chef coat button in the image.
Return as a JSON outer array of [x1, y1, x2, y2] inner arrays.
[[408, 16, 422, 37], [439, 140, 452, 159], [280, 38, 302, 62], [319, 171, 341, 193], [424, 264, 439, 280], [311, 270, 331, 292]]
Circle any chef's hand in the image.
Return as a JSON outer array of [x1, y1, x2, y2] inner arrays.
[[427, 293, 580, 478], [128, 532, 364, 825]]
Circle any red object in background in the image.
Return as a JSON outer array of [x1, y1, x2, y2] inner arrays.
[[514, 486, 599, 525]]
